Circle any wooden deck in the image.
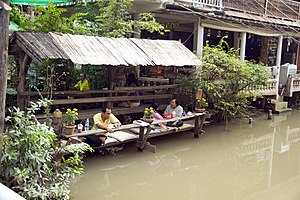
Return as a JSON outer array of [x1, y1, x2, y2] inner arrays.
[[62, 113, 206, 153]]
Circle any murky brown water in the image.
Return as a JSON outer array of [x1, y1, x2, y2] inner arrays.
[[70, 110, 300, 200]]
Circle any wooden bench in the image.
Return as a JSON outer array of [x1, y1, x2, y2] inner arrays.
[[61, 113, 206, 153]]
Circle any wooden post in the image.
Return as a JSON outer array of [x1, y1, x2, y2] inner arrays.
[[194, 113, 206, 138], [195, 89, 203, 100], [17, 53, 29, 110], [194, 114, 201, 138], [240, 32, 247, 61], [106, 67, 117, 108], [199, 114, 206, 134], [137, 126, 145, 151], [136, 125, 156, 153], [0, 0, 11, 154]]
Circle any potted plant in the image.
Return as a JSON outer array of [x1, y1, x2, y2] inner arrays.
[[64, 108, 78, 135], [195, 98, 208, 113], [143, 107, 154, 123]]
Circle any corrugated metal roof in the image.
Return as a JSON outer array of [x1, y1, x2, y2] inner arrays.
[[51, 33, 127, 66], [98, 37, 154, 66], [131, 38, 201, 66], [11, 32, 200, 67], [16, 32, 68, 62]]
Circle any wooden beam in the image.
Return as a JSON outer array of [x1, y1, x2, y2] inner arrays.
[[62, 123, 141, 138], [17, 54, 30, 110], [16, 40, 42, 65], [107, 67, 117, 108], [0, 0, 10, 155], [20, 84, 179, 97], [51, 94, 172, 105]]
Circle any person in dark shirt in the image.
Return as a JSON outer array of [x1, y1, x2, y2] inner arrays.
[[126, 73, 140, 107]]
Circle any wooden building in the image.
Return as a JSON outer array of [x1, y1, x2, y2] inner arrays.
[[131, 0, 300, 105], [9, 0, 300, 107], [8, 32, 200, 120]]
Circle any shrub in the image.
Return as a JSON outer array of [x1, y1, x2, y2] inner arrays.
[[0, 100, 92, 199], [196, 37, 270, 122]]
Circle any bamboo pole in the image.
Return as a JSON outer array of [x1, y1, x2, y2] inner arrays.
[[0, 0, 11, 154]]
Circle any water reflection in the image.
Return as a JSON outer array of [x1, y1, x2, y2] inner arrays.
[[70, 111, 300, 200]]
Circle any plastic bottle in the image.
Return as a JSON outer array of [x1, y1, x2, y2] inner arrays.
[[84, 118, 89, 131]]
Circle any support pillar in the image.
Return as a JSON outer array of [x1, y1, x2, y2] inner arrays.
[[240, 32, 247, 61], [193, 17, 204, 59], [17, 54, 29, 110], [0, 0, 11, 155], [133, 13, 141, 77], [275, 35, 283, 100], [234, 32, 240, 56]]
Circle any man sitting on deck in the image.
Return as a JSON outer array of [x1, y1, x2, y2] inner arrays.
[[74, 73, 90, 91], [88, 107, 121, 146]]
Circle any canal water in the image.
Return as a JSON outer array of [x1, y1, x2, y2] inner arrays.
[[70, 110, 300, 200]]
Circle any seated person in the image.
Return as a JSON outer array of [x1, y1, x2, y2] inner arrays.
[[126, 73, 140, 107], [74, 73, 90, 91], [164, 98, 184, 127], [116, 73, 140, 108], [115, 67, 126, 87], [85, 107, 121, 147]]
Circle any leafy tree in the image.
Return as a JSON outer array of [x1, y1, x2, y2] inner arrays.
[[0, 99, 92, 199], [10, 4, 88, 34], [10, 0, 165, 37], [94, 0, 165, 37], [196, 37, 270, 122]]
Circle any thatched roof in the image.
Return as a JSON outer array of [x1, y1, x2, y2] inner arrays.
[[9, 32, 200, 67]]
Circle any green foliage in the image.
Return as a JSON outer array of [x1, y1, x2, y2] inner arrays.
[[0, 100, 92, 199], [196, 37, 270, 122], [174, 74, 198, 110], [81, 65, 107, 89], [11, 0, 165, 37], [10, 3, 89, 34], [6, 87, 17, 95], [91, 0, 165, 37], [10, 5, 31, 29]]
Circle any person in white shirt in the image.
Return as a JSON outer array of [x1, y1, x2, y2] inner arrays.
[[164, 98, 184, 127]]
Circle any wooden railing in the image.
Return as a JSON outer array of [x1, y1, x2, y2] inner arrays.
[[223, 0, 300, 20], [244, 79, 277, 96], [21, 84, 177, 120], [138, 77, 170, 86], [175, 0, 223, 9]]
